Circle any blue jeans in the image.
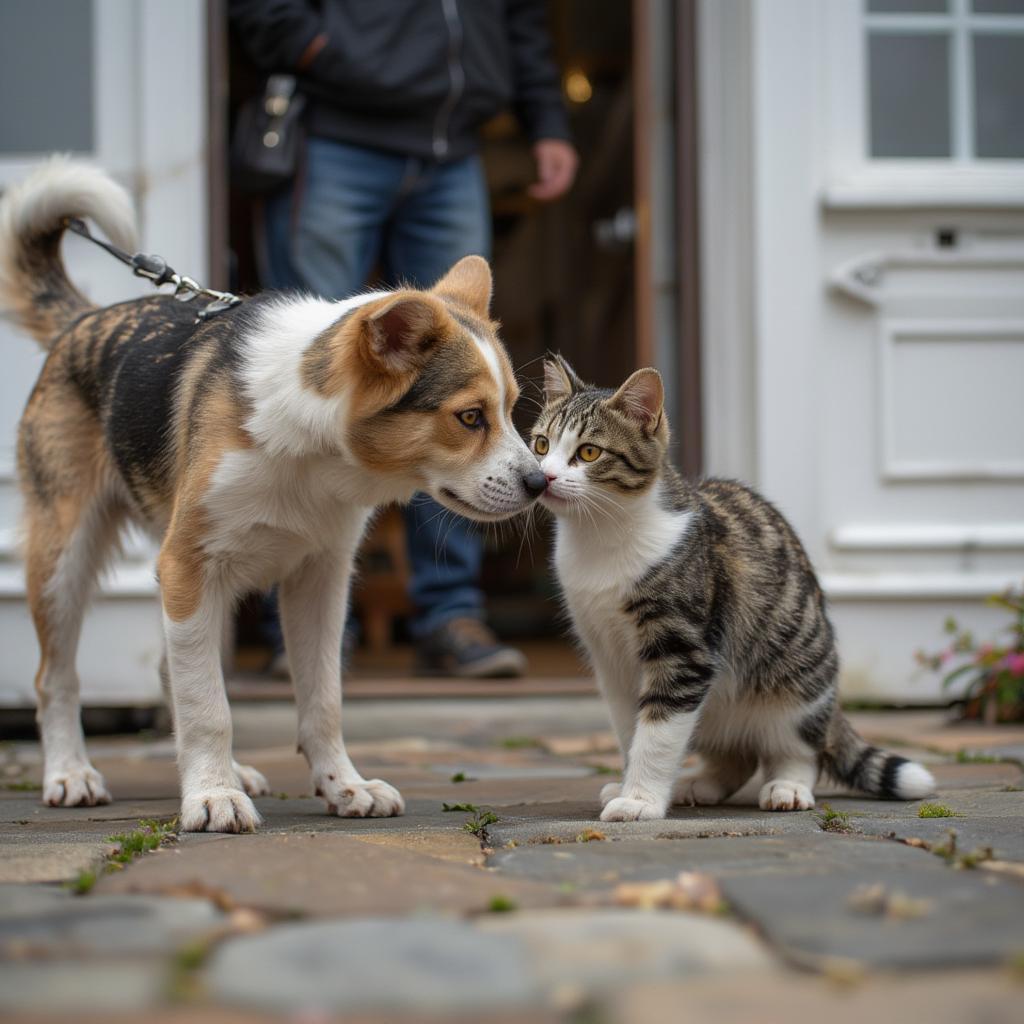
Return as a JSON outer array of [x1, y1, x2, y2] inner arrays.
[[262, 138, 491, 639]]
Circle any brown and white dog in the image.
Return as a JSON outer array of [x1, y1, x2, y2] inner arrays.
[[0, 158, 546, 832]]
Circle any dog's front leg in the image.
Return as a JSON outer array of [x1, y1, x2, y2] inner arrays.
[[280, 542, 404, 818], [160, 548, 260, 833]]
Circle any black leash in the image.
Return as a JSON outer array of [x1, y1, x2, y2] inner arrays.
[[63, 217, 243, 321]]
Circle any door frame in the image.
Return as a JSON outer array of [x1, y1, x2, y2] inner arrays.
[[632, 0, 703, 476]]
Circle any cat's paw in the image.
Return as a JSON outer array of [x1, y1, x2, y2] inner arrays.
[[233, 761, 271, 797], [674, 776, 727, 807], [315, 774, 404, 818], [600, 796, 666, 822], [599, 782, 622, 806], [759, 779, 815, 811], [180, 787, 261, 833]]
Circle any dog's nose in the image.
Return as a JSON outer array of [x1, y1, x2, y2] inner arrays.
[[522, 469, 548, 498]]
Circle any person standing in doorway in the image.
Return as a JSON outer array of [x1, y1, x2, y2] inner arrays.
[[230, 0, 578, 677]]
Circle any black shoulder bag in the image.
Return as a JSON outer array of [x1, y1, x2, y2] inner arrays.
[[231, 74, 307, 195]]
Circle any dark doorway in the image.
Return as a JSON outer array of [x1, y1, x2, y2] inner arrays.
[[210, 1, 695, 674]]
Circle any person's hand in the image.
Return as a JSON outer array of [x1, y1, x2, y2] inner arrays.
[[529, 139, 578, 201]]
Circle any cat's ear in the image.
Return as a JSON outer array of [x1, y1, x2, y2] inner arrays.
[[607, 368, 664, 434], [543, 354, 583, 403]]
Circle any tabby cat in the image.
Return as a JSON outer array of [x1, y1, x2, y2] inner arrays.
[[532, 356, 935, 822]]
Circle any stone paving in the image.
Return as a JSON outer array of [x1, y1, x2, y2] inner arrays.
[[1, 698, 1023, 1022]]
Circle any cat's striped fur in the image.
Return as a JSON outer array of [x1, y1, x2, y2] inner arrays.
[[533, 356, 935, 821]]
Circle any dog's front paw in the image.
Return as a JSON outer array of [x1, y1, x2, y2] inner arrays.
[[43, 765, 111, 807], [233, 761, 271, 797], [600, 796, 666, 822], [315, 775, 405, 818], [180, 787, 261, 833], [759, 779, 815, 812], [599, 782, 622, 806]]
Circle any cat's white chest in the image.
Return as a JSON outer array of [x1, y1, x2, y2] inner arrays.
[[553, 497, 692, 661], [553, 501, 691, 597]]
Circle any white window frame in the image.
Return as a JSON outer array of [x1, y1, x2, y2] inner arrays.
[[824, 0, 1024, 208]]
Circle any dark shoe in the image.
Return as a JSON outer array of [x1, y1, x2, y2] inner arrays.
[[416, 618, 527, 679]]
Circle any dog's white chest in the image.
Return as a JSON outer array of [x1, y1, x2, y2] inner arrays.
[[200, 450, 375, 585]]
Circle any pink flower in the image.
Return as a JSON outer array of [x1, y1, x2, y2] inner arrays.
[[1003, 652, 1024, 677]]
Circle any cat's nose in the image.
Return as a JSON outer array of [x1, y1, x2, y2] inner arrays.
[[522, 469, 548, 498]]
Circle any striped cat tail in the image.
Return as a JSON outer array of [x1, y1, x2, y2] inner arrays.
[[821, 711, 936, 800]]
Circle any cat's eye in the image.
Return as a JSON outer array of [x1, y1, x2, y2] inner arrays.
[[534, 435, 549, 455], [457, 409, 484, 429], [577, 444, 602, 463]]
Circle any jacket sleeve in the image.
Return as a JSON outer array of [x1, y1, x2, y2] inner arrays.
[[505, 0, 572, 143], [228, 0, 325, 73]]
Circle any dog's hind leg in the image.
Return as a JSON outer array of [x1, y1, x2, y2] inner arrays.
[[24, 482, 124, 808], [158, 637, 269, 798]]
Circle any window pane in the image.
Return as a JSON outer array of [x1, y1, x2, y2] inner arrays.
[[972, 1, 1024, 14], [868, 33, 952, 157], [974, 34, 1024, 157], [0, 0, 94, 154], [868, 1, 949, 12]]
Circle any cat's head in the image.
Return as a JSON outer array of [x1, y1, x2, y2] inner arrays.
[[530, 355, 669, 518]]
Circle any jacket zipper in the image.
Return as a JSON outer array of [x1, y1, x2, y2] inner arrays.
[[433, 0, 464, 159]]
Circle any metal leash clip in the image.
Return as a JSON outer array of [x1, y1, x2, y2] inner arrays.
[[64, 217, 243, 322]]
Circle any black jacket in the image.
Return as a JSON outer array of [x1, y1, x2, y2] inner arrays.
[[230, 0, 571, 162]]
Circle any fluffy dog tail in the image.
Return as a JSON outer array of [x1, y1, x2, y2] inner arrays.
[[0, 156, 136, 349], [821, 710, 936, 800]]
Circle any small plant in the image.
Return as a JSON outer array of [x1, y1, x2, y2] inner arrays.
[[576, 828, 607, 843], [928, 828, 993, 869], [487, 894, 517, 913], [955, 750, 1001, 765], [463, 808, 500, 838], [450, 771, 472, 783], [815, 804, 854, 833], [500, 736, 541, 750], [917, 586, 1024, 723], [65, 869, 97, 895], [168, 937, 214, 1002], [2, 779, 42, 791], [107, 818, 177, 866], [442, 801, 478, 813], [918, 802, 958, 819]]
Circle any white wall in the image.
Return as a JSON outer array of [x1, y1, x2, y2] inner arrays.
[[0, 0, 207, 707]]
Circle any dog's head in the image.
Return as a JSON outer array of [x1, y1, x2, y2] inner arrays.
[[307, 257, 545, 520]]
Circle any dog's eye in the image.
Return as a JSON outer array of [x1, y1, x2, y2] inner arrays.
[[577, 444, 602, 463], [534, 435, 549, 455], [457, 409, 484, 429]]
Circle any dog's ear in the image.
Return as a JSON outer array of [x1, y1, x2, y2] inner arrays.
[[606, 368, 664, 435], [543, 353, 583, 403], [360, 293, 450, 374], [431, 255, 492, 318]]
